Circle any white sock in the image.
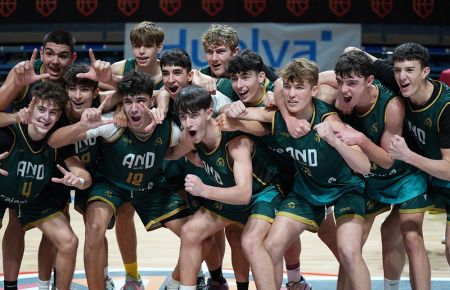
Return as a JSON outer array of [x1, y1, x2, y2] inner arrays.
[[180, 286, 196, 290], [384, 278, 400, 290], [166, 276, 181, 290], [286, 266, 301, 283], [104, 266, 109, 278], [38, 279, 50, 290]]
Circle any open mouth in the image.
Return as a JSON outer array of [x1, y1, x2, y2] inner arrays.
[[47, 66, 61, 77], [237, 91, 249, 101], [131, 116, 141, 124], [168, 85, 179, 94], [71, 100, 84, 108], [343, 96, 352, 103], [136, 56, 149, 63], [188, 130, 197, 137]]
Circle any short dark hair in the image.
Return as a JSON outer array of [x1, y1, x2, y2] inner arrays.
[[227, 49, 264, 75], [334, 50, 374, 79], [31, 82, 68, 110], [64, 64, 98, 90], [43, 30, 76, 53], [393, 42, 430, 68], [160, 48, 192, 72], [117, 70, 154, 98], [174, 85, 212, 116]]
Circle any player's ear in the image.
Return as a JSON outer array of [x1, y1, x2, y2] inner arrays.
[[206, 107, 213, 120], [71, 52, 77, 64]]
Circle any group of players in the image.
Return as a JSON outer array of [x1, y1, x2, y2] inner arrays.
[[0, 21, 448, 290]]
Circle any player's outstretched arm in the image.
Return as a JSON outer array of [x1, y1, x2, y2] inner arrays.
[[52, 158, 92, 190]]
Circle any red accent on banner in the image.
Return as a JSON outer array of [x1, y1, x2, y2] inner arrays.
[[160, 0, 181, 16], [244, 0, 266, 16], [371, 0, 392, 18], [36, 0, 57, 17], [77, 0, 98, 16], [329, 0, 351, 17], [286, 0, 309, 17], [413, 0, 434, 19], [202, 0, 223, 16], [118, 0, 140, 17], [0, 0, 16, 17]]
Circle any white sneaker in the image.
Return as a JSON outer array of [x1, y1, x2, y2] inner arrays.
[[120, 275, 144, 290], [286, 277, 312, 290], [105, 275, 115, 290]]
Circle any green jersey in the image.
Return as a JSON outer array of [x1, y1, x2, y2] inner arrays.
[[0, 124, 56, 204], [271, 99, 365, 206], [122, 58, 163, 89], [96, 119, 173, 191], [343, 80, 426, 203], [195, 131, 280, 203], [405, 80, 450, 188]]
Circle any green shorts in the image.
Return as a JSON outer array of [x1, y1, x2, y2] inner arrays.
[[0, 191, 64, 231], [365, 192, 432, 217], [277, 189, 365, 232], [430, 186, 450, 223], [202, 185, 282, 227], [44, 182, 71, 211], [88, 179, 190, 231]]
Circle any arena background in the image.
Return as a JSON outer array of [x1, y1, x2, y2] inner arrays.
[[0, 0, 449, 289]]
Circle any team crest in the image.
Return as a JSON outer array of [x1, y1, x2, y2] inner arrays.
[[280, 131, 290, 137], [371, 0, 392, 18], [329, 0, 351, 17], [244, 0, 266, 17], [314, 133, 321, 142], [370, 161, 378, 171], [160, 0, 181, 16], [424, 117, 432, 128], [155, 137, 163, 145], [213, 202, 223, 210], [202, 0, 223, 16], [216, 157, 225, 167], [413, 0, 434, 19], [36, 0, 57, 17], [371, 122, 378, 133], [287, 202, 295, 208], [327, 177, 336, 183], [76, 0, 98, 16], [117, 0, 140, 17], [286, 0, 309, 17], [0, 0, 16, 17]]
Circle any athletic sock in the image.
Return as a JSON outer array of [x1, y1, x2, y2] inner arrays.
[[166, 276, 180, 290], [179, 285, 196, 290], [4, 280, 18, 290], [236, 281, 249, 290], [384, 278, 400, 290], [286, 262, 301, 283], [38, 278, 50, 290], [209, 267, 225, 284], [124, 261, 139, 280]]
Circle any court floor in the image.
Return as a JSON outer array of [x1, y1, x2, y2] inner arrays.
[[0, 205, 449, 289]]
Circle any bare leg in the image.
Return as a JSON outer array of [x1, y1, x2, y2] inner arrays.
[[241, 218, 273, 290], [225, 225, 250, 283], [399, 212, 430, 290], [264, 216, 309, 289], [116, 203, 137, 265], [380, 208, 405, 281], [179, 210, 230, 286], [84, 201, 113, 290], [38, 215, 78, 290], [38, 234, 55, 282], [446, 222, 450, 266], [2, 209, 24, 282], [336, 217, 370, 290]]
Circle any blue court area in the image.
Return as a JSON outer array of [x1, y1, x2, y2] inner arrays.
[[1, 269, 449, 290]]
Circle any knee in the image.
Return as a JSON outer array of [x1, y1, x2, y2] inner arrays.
[[58, 232, 78, 255], [338, 244, 361, 266], [401, 230, 423, 253], [263, 238, 282, 260], [241, 233, 261, 257], [180, 222, 201, 246], [86, 221, 107, 246]]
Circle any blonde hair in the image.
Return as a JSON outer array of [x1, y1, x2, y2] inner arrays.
[[280, 58, 319, 86], [201, 24, 239, 51], [130, 21, 164, 47]]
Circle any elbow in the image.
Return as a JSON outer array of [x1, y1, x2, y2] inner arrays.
[[238, 188, 252, 205], [358, 160, 371, 175], [378, 159, 395, 170]]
